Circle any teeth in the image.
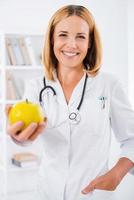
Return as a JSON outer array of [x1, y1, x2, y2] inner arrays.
[[62, 51, 78, 57]]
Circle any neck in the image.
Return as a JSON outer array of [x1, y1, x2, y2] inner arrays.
[[57, 66, 84, 86]]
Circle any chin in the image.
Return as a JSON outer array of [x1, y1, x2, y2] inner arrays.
[[61, 60, 82, 68]]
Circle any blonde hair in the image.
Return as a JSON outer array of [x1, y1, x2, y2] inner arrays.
[[42, 5, 102, 80]]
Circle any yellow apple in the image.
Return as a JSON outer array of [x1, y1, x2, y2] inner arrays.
[[8, 99, 45, 130]]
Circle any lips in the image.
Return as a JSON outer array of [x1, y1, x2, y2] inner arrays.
[[62, 51, 79, 57]]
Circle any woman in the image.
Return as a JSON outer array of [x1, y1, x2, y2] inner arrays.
[[7, 5, 134, 200]]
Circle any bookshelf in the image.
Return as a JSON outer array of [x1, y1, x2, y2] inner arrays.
[[0, 32, 44, 197]]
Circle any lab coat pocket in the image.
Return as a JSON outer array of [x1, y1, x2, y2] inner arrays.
[[92, 189, 115, 200], [82, 97, 109, 137]]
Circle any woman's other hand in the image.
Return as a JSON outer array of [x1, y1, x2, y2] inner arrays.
[[81, 157, 134, 194], [81, 170, 120, 194]]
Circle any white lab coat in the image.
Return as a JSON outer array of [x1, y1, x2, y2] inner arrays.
[[23, 71, 134, 200]]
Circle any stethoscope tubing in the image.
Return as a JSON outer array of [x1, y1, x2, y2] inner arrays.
[[39, 73, 88, 123]]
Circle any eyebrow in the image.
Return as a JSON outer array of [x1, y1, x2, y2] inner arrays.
[[77, 33, 87, 35], [58, 31, 68, 34], [58, 31, 87, 35]]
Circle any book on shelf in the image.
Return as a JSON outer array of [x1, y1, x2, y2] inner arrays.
[[5, 36, 41, 66], [18, 37, 31, 65], [11, 37, 25, 66], [11, 152, 39, 168], [6, 72, 22, 100], [6, 50, 10, 65], [14, 75, 23, 99], [23, 36, 39, 65], [6, 38, 17, 65], [6, 72, 16, 100]]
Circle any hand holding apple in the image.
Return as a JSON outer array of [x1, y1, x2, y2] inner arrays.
[[8, 99, 46, 130], [6, 100, 47, 143]]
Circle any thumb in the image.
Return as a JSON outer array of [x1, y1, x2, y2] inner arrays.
[[81, 180, 96, 194]]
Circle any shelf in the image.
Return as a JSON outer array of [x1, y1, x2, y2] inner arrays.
[[0, 32, 44, 193], [6, 136, 42, 172]]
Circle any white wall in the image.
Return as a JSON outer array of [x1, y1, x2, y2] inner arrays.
[[0, 0, 133, 199]]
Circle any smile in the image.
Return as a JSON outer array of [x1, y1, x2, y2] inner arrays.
[[62, 51, 79, 57]]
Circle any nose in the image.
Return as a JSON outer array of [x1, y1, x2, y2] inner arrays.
[[66, 37, 77, 48]]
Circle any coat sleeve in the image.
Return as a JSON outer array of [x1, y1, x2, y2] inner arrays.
[[110, 80, 134, 174]]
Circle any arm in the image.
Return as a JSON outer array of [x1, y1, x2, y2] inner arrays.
[[81, 157, 134, 194], [112, 157, 134, 181], [82, 79, 134, 194], [110, 80, 134, 174]]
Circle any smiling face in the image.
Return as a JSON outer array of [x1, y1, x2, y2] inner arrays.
[[53, 15, 90, 71]]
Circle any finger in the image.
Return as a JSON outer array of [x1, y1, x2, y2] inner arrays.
[[29, 122, 46, 141], [81, 181, 96, 194], [5, 104, 13, 116], [14, 123, 38, 142], [7, 121, 24, 137]]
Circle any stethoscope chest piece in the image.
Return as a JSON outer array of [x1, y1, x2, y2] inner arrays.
[[69, 111, 81, 124]]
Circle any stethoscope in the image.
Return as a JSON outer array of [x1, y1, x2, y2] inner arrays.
[[39, 73, 88, 124]]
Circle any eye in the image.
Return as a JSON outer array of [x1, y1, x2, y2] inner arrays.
[[77, 35, 86, 39], [58, 34, 67, 37]]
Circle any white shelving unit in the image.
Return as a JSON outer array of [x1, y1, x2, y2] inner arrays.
[[0, 31, 6, 198], [0, 32, 44, 198]]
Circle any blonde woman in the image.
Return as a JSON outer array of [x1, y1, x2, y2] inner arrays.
[[7, 5, 134, 200]]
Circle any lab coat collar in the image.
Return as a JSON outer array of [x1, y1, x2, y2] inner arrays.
[[68, 72, 96, 107], [45, 70, 96, 107]]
